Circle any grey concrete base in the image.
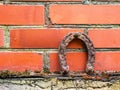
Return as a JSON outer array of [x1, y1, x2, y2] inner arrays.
[[0, 78, 120, 90]]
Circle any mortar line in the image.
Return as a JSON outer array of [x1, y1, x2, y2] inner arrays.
[[44, 2, 52, 28], [43, 50, 50, 73], [0, 48, 120, 52], [47, 25, 120, 28], [84, 28, 88, 35], [1, 25, 120, 29], [6, 1, 120, 5], [8, 26, 44, 29], [4, 26, 10, 48]]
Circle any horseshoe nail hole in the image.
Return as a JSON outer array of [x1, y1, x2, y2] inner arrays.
[[74, 34, 79, 38]]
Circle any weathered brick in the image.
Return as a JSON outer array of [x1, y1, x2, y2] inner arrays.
[[0, 52, 43, 72], [88, 29, 120, 48], [49, 52, 120, 72], [0, 5, 44, 25], [49, 5, 120, 24], [0, 29, 4, 47], [10, 29, 84, 48]]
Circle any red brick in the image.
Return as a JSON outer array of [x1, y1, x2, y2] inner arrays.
[[88, 29, 120, 48], [10, 29, 84, 48], [0, 52, 43, 72], [50, 52, 87, 72], [95, 52, 120, 71], [10, 0, 81, 1], [0, 29, 4, 47], [50, 52, 120, 72], [0, 5, 44, 25], [49, 5, 120, 24]]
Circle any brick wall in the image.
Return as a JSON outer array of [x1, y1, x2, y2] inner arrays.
[[0, 0, 120, 76]]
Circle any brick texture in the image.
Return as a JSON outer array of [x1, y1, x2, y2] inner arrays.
[[0, 0, 120, 75], [0, 52, 43, 72], [50, 52, 87, 72], [88, 29, 120, 48], [49, 5, 120, 24], [0, 29, 4, 47], [0, 5, 44, 25], [50, 52, 120, 72], [10, 28, 120, 49], [95, 52, 120, 71], [10, 29, 84, 48]]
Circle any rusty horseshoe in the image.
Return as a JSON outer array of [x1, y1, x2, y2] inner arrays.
[[58, 32, 95, 76]]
